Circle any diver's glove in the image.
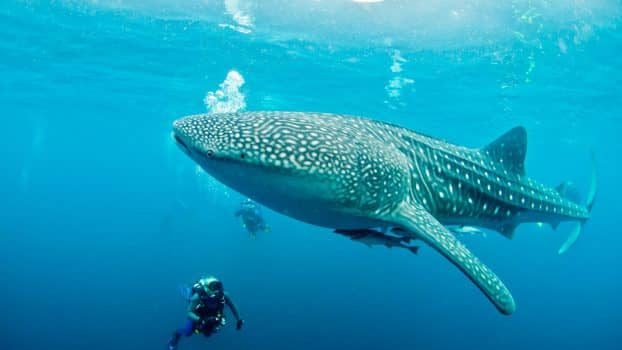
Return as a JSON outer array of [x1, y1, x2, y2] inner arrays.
[[236, 319, 244, 330]]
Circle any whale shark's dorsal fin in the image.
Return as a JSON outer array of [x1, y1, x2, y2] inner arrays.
[[482, 126, 527, 176]]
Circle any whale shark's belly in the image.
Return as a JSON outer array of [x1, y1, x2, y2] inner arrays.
[[201, 157, 388, 229]]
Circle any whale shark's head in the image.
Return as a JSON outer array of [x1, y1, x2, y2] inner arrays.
[[172, 112, 351, 225], [173, 112, 328, 181], [172, 113, 254, 170], [172, 112, 408, 228]]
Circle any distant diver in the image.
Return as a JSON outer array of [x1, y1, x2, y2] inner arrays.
[[168, 276, 244, 350], [234, 198, 270, 239]]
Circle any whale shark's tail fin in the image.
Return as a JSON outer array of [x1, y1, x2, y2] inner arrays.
[[557, 151, 598, 255]]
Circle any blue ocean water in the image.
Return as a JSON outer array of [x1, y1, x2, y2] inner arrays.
[[1, 1, 621, 349]]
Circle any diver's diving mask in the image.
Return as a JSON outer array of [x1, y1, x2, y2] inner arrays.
[[207, 280, 223, 292]]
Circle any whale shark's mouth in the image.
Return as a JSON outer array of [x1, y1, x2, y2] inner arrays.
[[174, 134, 189, 152]]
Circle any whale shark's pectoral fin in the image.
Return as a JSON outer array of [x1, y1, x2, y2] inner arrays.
[[392, 202, 516, 315]]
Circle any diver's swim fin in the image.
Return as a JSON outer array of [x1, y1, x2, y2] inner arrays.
[[168, 332, 181, 350]]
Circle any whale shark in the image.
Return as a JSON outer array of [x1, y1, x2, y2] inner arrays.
[[172, 111, 597, 315]]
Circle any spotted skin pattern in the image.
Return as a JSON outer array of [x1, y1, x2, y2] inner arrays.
[[173, 112, 592, 315], [173, 112, 411, 223]]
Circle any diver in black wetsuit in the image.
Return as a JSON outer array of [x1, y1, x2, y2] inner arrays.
[[168, 276, 244, 350], [234, 198, 270, 239]]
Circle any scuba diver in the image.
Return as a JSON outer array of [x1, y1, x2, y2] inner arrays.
[[234, 198, 270, 239], [168, 276, 244, 350]]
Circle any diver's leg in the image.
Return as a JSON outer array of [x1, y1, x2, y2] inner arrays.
[[179, 319, 195, 336], [168, 320, 194, 350]]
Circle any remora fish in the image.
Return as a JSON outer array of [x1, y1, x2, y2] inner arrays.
[[334, 228, 420, 255], [173, 111, 597, 315]]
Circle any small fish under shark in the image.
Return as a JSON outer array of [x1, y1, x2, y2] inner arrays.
[[334, 225, 483, 253], [448, 225, 488, 238], [334, 228, 420, 255], [173, 111, 597, 315]]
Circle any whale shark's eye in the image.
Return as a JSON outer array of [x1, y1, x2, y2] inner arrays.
[[206, 150, 214, 157], [240, 153, 246, 159]]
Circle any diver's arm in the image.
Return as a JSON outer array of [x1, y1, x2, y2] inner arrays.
[[187, 293, 201, 323], [224, 292, 241, 321]]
